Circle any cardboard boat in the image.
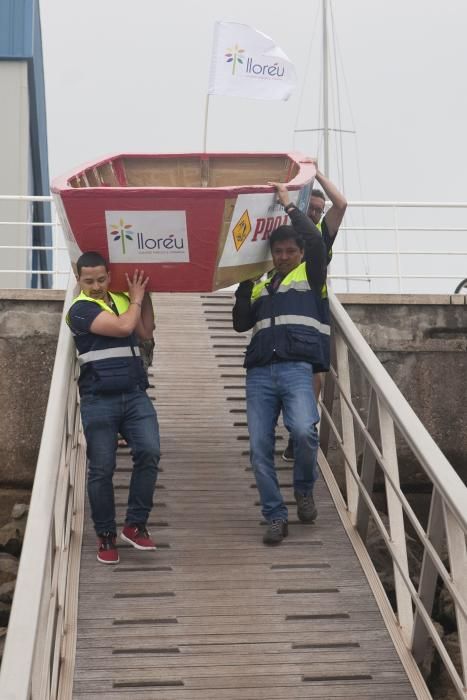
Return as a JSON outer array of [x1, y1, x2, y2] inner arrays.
[[52, 152, 316, 292]]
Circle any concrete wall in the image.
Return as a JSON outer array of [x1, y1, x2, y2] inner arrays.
[[0, 291, 465, 487], [340, 293, 467, 483], [0, 290, 64, 486]]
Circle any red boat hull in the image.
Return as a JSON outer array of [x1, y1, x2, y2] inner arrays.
[[52, 152, 316, 292]]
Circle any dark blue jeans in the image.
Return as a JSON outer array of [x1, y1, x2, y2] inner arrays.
[[246, 362, 320, 522], [80, 388, 160, 535]]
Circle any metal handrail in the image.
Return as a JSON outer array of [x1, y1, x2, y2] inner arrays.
[[329, 291, 467, 529], [319, 289, 467, 699], [347, 201, 467, 208], [0, 277, 85, 699], [1, 194, 467, 291]]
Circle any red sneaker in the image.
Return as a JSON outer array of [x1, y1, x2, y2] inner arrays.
[[97, 532, 119, 564], [120, 524, 157, 551]]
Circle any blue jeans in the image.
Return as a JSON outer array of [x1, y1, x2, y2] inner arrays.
[[246, 362, 320, 522], [80, 388, 160, 535]]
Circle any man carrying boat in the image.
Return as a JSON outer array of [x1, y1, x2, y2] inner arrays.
[[308, 161, 348, 261], [232, 183, 329, 545], [282, 162, 347, 461], [67, 252, 160, 564]]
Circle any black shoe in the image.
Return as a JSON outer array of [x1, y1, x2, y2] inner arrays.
[[282, 438, 294, 462], [294, 491, 318, 523], [263, 519, 289, 545]]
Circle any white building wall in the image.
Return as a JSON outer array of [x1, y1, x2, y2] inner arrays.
[[0, 61, 31, 288]]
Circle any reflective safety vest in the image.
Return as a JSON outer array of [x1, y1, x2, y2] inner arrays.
[[67, 291, 148, 394], [245, 262, 330, 372]]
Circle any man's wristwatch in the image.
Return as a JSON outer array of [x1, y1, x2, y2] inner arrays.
[[284, 202, 296, 213]]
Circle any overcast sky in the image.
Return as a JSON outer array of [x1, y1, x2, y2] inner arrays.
[[38, 0, 467, 291]]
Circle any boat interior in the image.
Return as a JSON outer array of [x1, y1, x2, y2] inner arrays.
[[67, 154, 299, 189]]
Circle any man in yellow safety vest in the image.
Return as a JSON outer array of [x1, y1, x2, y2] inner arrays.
[[67, 252, 160, 564], [282, 162, 347, 462], [233, 183, 329, 545]]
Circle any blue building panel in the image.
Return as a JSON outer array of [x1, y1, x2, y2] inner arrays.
[[0, 0, 33, 58]]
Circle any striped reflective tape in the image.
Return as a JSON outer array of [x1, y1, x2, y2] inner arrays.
[[276, 280, 310, 293], [252, 315, 331, 337], [78, 346, 141, 366]]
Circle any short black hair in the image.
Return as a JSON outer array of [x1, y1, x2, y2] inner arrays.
[[269, 225, 304, 251], [76, 251, 108, 276], [311, 188, 325, 202]]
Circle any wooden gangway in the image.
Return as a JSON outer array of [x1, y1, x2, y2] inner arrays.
[[71, 292, 418, 699]]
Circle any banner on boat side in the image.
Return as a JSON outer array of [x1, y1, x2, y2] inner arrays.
[[217, 188, 310, 268], [208, 21, 297, 101], [104, 210, 189, 263]]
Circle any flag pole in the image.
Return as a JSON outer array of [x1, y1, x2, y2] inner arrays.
[[322, 0, 329, 178], [203, 94, 210, 152]]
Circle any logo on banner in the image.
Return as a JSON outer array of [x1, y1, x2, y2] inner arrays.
[[109, 218, 134, 254], [232, 210, 251, 251], [224, 44, 285, 80], [105, 210, 189, 263], [225, 44, 245, 74], [209, 22, 296, 101]]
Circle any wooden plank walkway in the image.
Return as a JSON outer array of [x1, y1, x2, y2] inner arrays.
[[72, 292, 417, 699]]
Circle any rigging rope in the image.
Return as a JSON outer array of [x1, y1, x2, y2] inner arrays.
[[330, 0, 371, 286], [293, 3, 320, 150]]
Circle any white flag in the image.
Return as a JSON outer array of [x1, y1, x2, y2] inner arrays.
[[208, 21, 297, 101]]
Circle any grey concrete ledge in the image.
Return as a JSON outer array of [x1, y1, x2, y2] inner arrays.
[[0, 289, 66, 302], [0, 290, 464, 305], [337, 293, 466, 305]]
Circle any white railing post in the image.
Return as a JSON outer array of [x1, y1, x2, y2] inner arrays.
[[377, 399, 413, 645], [355, 388, 379, 541], [392, 204, 402, 293], [443, 505, 467, 687], [318, 330, 336, 455], [335, 332, 359, 519], [412, 489, 444, 662]]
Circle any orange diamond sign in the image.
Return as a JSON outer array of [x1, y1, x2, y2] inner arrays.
[[232, 210, 251, 251]]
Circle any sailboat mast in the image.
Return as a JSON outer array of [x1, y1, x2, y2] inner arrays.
[[322, 0, 329, 177]]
